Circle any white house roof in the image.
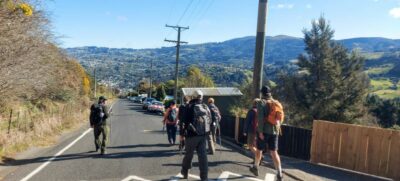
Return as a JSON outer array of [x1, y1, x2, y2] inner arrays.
[[181, 87, 243, 97]]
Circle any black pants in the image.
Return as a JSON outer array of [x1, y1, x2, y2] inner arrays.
[[166, 125, 177, 144], [182, 135, 208, 180]]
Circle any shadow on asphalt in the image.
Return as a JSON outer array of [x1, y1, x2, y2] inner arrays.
[[162, 160, 251, 168], [108, 143, 172, 149], [0, 149, 182, 166]]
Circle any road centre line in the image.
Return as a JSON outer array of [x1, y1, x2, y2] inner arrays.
[[20, 102, 116, 181]]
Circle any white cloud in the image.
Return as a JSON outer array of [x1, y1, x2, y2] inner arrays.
[[117, 16, 128, 22], [389, 7, 400, 18], [306, 4, 312, 9], [275, 4, 295, 9]]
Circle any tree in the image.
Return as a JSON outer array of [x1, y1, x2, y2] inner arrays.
[[184, 66, 215, 88], [155, 84, 166, 101], [277, 17, 369, 127]]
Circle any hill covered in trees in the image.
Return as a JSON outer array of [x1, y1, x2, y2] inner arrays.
[[67, 35, 400, 91]]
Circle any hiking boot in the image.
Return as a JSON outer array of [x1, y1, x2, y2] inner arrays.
[[180, 169, 188, 179], [277, 174, 283, 181], [249, 166, 259, 176]]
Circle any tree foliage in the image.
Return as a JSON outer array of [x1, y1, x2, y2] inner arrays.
[[155, 83, 166, 101], [0, 1, 90, 110], [184, 66, 215, 88], [277, 17, 370, 127]]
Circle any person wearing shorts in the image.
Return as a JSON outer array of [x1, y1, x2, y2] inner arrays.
[[249, 86, 283, 181]]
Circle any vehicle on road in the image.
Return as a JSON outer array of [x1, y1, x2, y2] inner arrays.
[[142, 98, 156, 110], [147, 101, 165, 114]]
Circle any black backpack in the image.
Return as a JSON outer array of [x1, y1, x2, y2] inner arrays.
[[90, 103, 103, 125], [168, 108, 177, 123], [188, 103, 211, 136], [178, 104, 187, 122]]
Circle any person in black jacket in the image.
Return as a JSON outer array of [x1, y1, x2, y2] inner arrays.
[[178, 96, 190, 151], [180, 90, 211, 181], [89, 96, 110, 155]]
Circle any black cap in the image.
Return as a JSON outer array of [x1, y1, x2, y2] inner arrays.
[[99, 96, 107, 101], [261, 86, 271, 95], [169, 100, 176, 105]]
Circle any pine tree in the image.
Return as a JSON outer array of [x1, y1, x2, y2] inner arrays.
[[278, 17, 369, 126]]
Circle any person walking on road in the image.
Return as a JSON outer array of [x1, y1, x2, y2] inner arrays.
[[244, 98, 260, 163], [89, 96, 110, 155], [181, 90, 212, 181], [163, 101, 178, 145], [207, 98, 221, 154], [250, 86, 284, 180], [178, 96, 190, 151]]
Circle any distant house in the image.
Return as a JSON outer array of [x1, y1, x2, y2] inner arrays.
[[164, 95, 174, 101], [181, 87, 243, 116]]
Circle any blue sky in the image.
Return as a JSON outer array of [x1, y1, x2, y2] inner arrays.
[[47, 0, 400, 49]]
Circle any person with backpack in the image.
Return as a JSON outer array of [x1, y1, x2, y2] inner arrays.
[[89, 96, 110, 155], [178, 96, 190, 152], [243, 98, 260, 163], [180, 90, 212, 181], [207, 98, 221, 154], [249, 86, 284, 181], [163, 101, 178, 145]]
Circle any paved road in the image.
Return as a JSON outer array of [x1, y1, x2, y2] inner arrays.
[[3, 99, 291, 181]]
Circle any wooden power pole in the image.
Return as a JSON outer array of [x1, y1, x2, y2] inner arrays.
[[253, 0, 269, 98], [164, 24, 189, 103]]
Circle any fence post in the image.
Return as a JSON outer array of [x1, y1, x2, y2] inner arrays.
[[235, 114, 239, 143], [8, 109, 13, 134]]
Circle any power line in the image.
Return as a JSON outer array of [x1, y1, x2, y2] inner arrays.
[[176, 0, 194, 25]]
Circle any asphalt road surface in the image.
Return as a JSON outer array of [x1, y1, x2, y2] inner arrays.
[[3, 99, 292, 181]]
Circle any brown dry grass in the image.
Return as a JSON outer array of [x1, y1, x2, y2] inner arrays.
[[0, 99, 90, 161]]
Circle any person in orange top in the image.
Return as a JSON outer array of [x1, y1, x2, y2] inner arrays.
[[163, 101, 179, 145]]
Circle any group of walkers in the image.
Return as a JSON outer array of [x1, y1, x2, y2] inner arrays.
[[163, 92, 221, 156], [89, 85, 284, 181]]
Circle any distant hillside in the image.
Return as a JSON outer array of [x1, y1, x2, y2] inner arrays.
[[66, 35, 400, 89]]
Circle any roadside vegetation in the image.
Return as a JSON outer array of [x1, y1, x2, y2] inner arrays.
[[0, 0, 115, 160]]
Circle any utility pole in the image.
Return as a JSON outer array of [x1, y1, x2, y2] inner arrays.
[[94, 67, 97, 99], [164, 24, 189, 103], [149, 59, 153, 98], [253, 0, 269, 98]]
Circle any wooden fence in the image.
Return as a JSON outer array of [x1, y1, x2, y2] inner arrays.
[[220, 115, 312, 160], [311, 120, 400, 180]]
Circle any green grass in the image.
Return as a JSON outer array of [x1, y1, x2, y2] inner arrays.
[[370, 78, 394, 91], [373, 90, 400, 99], [362, 52, 385, 60], [365, 64, 394, 75]]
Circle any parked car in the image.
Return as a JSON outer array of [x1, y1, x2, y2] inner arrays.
[[134, 96, 143, 103], [129, 96, 137, 101], [142, 98, 156, 110], [147, 101, 165, 114]]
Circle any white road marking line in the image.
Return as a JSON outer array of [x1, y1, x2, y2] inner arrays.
[[264, 173, 276, 181], [121, 175, 151, 181], [217, 171, 264, 181], [20, 128, 92, 181], [170, 173, 201, 181], [20, 102, 117, 181]]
